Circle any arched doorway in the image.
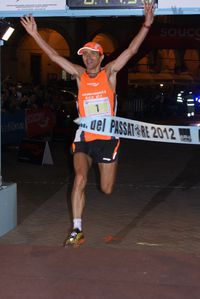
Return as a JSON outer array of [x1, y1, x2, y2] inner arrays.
[[92, 33, 116, 56], [185, 49, 199, 75], [17, 29, 70, 84]]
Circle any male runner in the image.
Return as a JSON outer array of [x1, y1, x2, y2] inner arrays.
[[20, 1, 155, 247]]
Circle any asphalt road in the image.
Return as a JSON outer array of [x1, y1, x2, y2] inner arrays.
[[1, 137, 200, 298]]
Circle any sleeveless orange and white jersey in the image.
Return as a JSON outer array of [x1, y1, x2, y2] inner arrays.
[[74, 69, 117, 142]]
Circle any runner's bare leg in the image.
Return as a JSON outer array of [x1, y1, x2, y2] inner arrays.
[[71, 153, 92, 218], [98, 160, 118, 194]]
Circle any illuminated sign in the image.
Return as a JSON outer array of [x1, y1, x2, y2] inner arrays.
[[67, 0, 156, 9]]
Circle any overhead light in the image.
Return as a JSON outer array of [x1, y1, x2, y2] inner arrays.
[[2, 27, 15, 41], [0, 19, 15, 41]]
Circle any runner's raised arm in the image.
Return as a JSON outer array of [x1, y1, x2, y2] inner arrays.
[[107, 1, 155, 74], [20, 15, 84, 77]]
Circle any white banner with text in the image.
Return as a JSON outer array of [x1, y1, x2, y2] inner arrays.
[[75, 116, 200, 145]]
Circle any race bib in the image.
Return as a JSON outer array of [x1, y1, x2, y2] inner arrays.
[[84, 97, 111, 117]]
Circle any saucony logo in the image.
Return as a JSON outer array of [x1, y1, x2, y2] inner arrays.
[[87, 83, 100, 87]]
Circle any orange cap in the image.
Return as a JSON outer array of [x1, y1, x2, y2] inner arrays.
[[77, 42, 103, 55]]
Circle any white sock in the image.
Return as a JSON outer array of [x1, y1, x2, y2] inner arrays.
[[73, 218, 82, 231]]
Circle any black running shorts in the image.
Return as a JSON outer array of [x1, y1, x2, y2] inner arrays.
[[72, 139, 120, 163]]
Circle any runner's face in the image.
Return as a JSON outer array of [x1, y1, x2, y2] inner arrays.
[[82, 50, 102, 71]]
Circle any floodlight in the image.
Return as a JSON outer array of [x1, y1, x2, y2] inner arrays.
[[0, 20, 15, 41]]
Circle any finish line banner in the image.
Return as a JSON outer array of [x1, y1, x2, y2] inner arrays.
[[75, 116, 200, 145]]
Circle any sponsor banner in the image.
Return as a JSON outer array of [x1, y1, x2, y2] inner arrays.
[[75, 116, 200, 145], [26, 107, 56, 138], [0, 0, 66, 11], [150, 25, 200, 49], [1, 110, 26, 145]]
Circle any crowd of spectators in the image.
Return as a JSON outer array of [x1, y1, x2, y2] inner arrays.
[[2, 76, 200, 122], [1, 76, 77, 113]]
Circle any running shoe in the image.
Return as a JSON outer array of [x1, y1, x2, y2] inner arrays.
[[64, 228, 85, 247]]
